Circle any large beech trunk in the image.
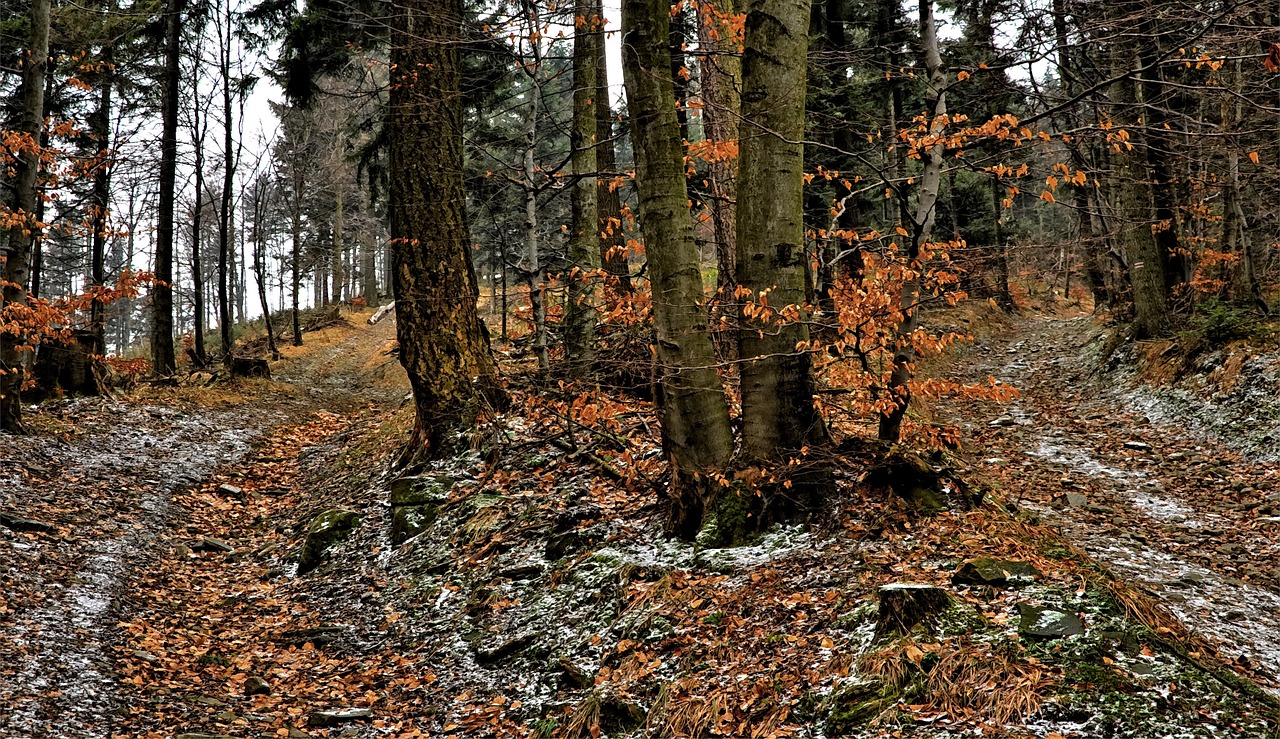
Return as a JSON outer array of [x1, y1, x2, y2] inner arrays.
[[388, 0, 502, 457], [621, 0, 735, 539], [735, 0, 824, 461]]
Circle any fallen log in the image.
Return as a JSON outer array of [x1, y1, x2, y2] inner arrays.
[[368, 302, 396, 325]]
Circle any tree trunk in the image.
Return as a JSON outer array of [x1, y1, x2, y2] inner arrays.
[[697, 0, 741, 296], [878, 0, 946, 443], [290, 183, 303, 345], [0, 0, 51, 433], [191, 107, 208, 366], [1110, 29, 1170, 338], [736, 0, 823, 461], [388, 0, 503, 457], [88, 44, 113, 356], [220, 13, 238, 366], [622, 0, 735, 539], [151, 0, 180, 375], [333, 183, 344, 304], [594, 16, 631, 295], [564, 0, 600, 377]]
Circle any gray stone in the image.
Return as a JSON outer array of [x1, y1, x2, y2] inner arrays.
[[952, 557, 1041, 588], [217, 483, 243, 496], [244, 675, 271, 696], [1124, 441, 1152, 450], [0, 512, 54, 533], [297, 509, 360, 574], [308, 708, 373, 727], [192, 537, 234, 553], [1017, 604, 1085, 639]]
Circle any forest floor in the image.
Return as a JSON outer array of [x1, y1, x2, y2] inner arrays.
[[2, 305, 1280, 738], [941, 310, 1280, 693]]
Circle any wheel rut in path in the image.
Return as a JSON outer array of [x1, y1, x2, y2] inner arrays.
[[948, 315, 1280, 695]]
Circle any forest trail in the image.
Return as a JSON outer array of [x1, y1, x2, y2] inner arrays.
[[0, 312, 401, 738], [946, 313, 1280, 695]]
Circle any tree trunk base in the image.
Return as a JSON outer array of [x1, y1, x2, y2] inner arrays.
[[876, 583, 951, 636]]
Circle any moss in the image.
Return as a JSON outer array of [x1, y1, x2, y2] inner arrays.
[[297, 508, 360, 574], [696, 483, 756, 549], [825, 679, 899, 735]]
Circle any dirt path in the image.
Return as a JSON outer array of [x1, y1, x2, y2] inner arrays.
[[946, 314, 1280, 695], [0, 313, 400, 738]]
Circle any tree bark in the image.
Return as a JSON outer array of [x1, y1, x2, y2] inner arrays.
[[564, 0, 601, 377], [388, 0, 503, 457], [697, 0, 741, 296], [878, 0, 947, 443], [622, 0, 735, 539], [1110, 27, 1170, 338], [0, 0, 51, 433], [594, 15, 631, 294], [88, 44, 114, 356], [735, 0, 823, 460], [152, 0, 181, 375]]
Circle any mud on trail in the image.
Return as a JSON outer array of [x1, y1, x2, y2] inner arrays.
[[0, 311, 401, 738], [944, 313, 1280, 695]]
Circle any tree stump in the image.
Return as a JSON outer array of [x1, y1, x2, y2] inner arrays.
[[30, 330, 100, 400], [230, 356, 270, 378], [876, 583, 951, 636]]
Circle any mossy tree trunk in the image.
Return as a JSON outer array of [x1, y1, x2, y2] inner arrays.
[[564, 0, 601, 377], [0, 0, 50, 433], [388, 0, 503, 457], [735, 0, 825, 461], [878, 0, 947, 443], [622, 0, 735, 538]]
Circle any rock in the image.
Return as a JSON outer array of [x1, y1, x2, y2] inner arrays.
[[217, 483, 243, 496], [499, 563, 543, 580], [243, 676, 271, 696], [990, 416, 1017, 427], [133, 650, 160, 663], [476, 632, 537, 663], [297, 509, 360, 574], [876, 584, 951, 636], [390, 504, 438, 546], [0, 512, 54, 533], [176, 734, 237, 739], [308, 708, 373, 727], [187, 695, 226, 707], [1053, 492, 1089, 508], [952, 557, 1041, 588], [1017, 604, 1085, 639], [555, 655, 592, 689], [1167, 451, 1187, 461], [213, 710, 238, 722], [1124, 441, 1152, 450], [191, 537, 235, 553], [388, 475, 454, 507]]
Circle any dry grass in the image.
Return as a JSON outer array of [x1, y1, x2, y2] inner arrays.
[[861, 637, 1056, 726]]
